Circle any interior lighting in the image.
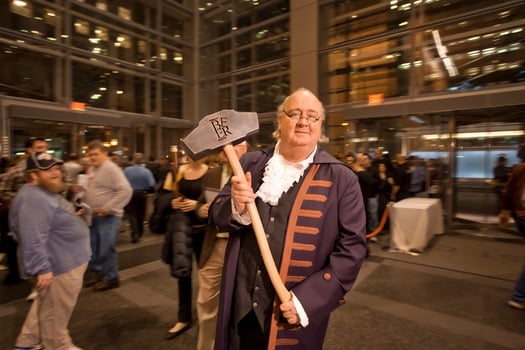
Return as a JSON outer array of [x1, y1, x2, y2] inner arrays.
[[422, 130, 524, 140], [351, 137, 379, 143], [13, 0, 27, 7], [481, 47, 495, 55], [431, 30, 458, 77], [410, 116, 425, 124], [116, 90, 124, 94]]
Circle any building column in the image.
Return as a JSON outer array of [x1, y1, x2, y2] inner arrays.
[[290, 0, 319, 94]]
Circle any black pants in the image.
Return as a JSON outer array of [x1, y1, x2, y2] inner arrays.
[[0, 209, 20, 283], [124, 190, 147, 240], [234, 310, 266, 350]]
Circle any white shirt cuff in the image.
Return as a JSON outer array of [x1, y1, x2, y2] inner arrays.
[[231, 201, 252, 225], [291, 291, 309, 327]]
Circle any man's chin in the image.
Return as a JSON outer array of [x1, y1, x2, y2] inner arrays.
[[41, 180, 65, 193]]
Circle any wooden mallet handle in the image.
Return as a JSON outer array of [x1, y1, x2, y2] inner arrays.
[[223, 144, 292, 303]]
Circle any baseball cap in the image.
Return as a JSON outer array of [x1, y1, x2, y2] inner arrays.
[[27, 152, 64, 170]]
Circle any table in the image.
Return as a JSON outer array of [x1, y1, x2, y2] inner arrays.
[[389, 197, 444, 253]]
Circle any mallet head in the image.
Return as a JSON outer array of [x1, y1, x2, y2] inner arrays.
[[181, 109, 259, 159]]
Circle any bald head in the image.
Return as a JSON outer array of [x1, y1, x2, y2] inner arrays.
[[395, 154, 406, 164]]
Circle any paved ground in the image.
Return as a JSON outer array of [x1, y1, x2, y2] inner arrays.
[[1, 224, 524, 350]]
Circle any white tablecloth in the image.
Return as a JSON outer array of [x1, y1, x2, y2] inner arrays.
[[389, 197, 444, 253]]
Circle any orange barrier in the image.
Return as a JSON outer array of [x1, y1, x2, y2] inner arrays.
[[366, 205, 390, 239]]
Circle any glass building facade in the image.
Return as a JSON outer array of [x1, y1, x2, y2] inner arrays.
[[0, 0, 524, 225]]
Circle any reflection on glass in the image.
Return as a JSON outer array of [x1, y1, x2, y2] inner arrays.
[[321, 1, 524, 102]]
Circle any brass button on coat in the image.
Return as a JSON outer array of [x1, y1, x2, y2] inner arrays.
[[323, 273, 331, 280]]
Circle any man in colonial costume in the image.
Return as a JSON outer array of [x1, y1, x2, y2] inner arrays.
[[209, 88, 367, 350]]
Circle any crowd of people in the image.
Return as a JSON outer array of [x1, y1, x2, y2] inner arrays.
[[344, 151, 432, 238], [0, 89, 523, 350]]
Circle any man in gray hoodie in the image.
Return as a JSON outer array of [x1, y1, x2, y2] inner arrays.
[[83, 140, 132, 291]]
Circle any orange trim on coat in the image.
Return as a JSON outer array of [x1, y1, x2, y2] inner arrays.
[[294, 225, 319, 235], [289, 259, 313, 268], [303, 193, 328, 202], [267, 164, 321, 350], [291, 242, 316, 251], [297, 209, 323, 218]]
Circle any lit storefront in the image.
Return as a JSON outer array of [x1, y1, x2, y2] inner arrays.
[[0, 0, 524, 226]]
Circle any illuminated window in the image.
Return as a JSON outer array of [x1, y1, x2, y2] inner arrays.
[[160, 48, 168, 60], [10, 0, 32, 18], [118, 6, 131, 20], [174, 52, 183, 64], [96, 0, 107, 11], [115, 34, 131, 49], [74, 19, 90, 36], [94, 26, 108, 41]]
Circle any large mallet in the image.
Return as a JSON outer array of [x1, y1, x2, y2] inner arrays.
[[181, 109, 291, 303]]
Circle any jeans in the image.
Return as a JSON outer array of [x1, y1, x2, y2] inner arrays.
[[367, 196, 379, 232], [511, 213, 525, 303], [89, 215, 122, 282]]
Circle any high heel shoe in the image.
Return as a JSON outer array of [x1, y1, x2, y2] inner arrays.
[[164, 321, 192, 340]]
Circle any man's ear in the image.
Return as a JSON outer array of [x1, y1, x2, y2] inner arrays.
[[28, 172, 38, 182]]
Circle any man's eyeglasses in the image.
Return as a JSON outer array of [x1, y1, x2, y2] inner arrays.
[[280, 109, 321, 123]]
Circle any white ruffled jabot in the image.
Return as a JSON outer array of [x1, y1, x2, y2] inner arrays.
[[256, 143, 316, 205]]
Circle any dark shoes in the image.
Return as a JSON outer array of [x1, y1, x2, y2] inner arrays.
[[84, 273, 119, 291], [83, 273, 103, 288], [164, 321, 192, 340], [93, 280, 120, 291]]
